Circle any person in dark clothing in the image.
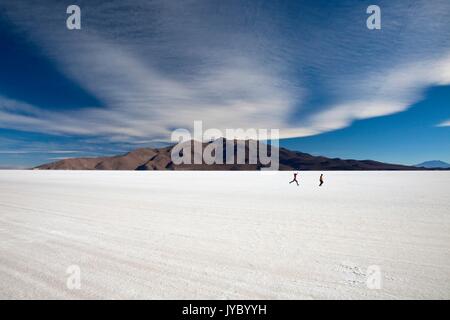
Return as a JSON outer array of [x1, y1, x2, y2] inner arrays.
[[319, 174, 324, 186], [289, 172, 299, 186]]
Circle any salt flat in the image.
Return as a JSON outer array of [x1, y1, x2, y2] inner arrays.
[[0, 170, 449, 299]]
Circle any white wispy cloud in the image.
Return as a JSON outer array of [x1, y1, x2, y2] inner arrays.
[[282, 55, 450, 138], [0, 0, 449, 143]]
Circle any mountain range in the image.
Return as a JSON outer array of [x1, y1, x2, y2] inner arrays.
[[415, 160, 450, 169], [34, 139, 435, 171]]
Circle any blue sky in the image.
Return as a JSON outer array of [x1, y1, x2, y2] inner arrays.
[[0, 0, 449, 168]]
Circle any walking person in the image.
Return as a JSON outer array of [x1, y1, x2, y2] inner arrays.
[[289, 172, 299, 186], [319, 173, 324, 187]]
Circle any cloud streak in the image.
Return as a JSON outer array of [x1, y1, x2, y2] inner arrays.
[[0, 0, 449, 144]]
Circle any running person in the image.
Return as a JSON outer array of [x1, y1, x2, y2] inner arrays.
[[289, 172, 299, 186], [319, 173, 324, 186]]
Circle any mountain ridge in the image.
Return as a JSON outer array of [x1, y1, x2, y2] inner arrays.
[[35, 139, 432, 171], [415, 160, 450, 169]]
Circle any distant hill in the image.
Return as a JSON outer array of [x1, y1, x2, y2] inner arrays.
[[415, 160, 450, 169], [35, 139, 424, 171]]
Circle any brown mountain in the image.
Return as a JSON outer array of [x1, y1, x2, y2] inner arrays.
[[35, 139, 421, 171]]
